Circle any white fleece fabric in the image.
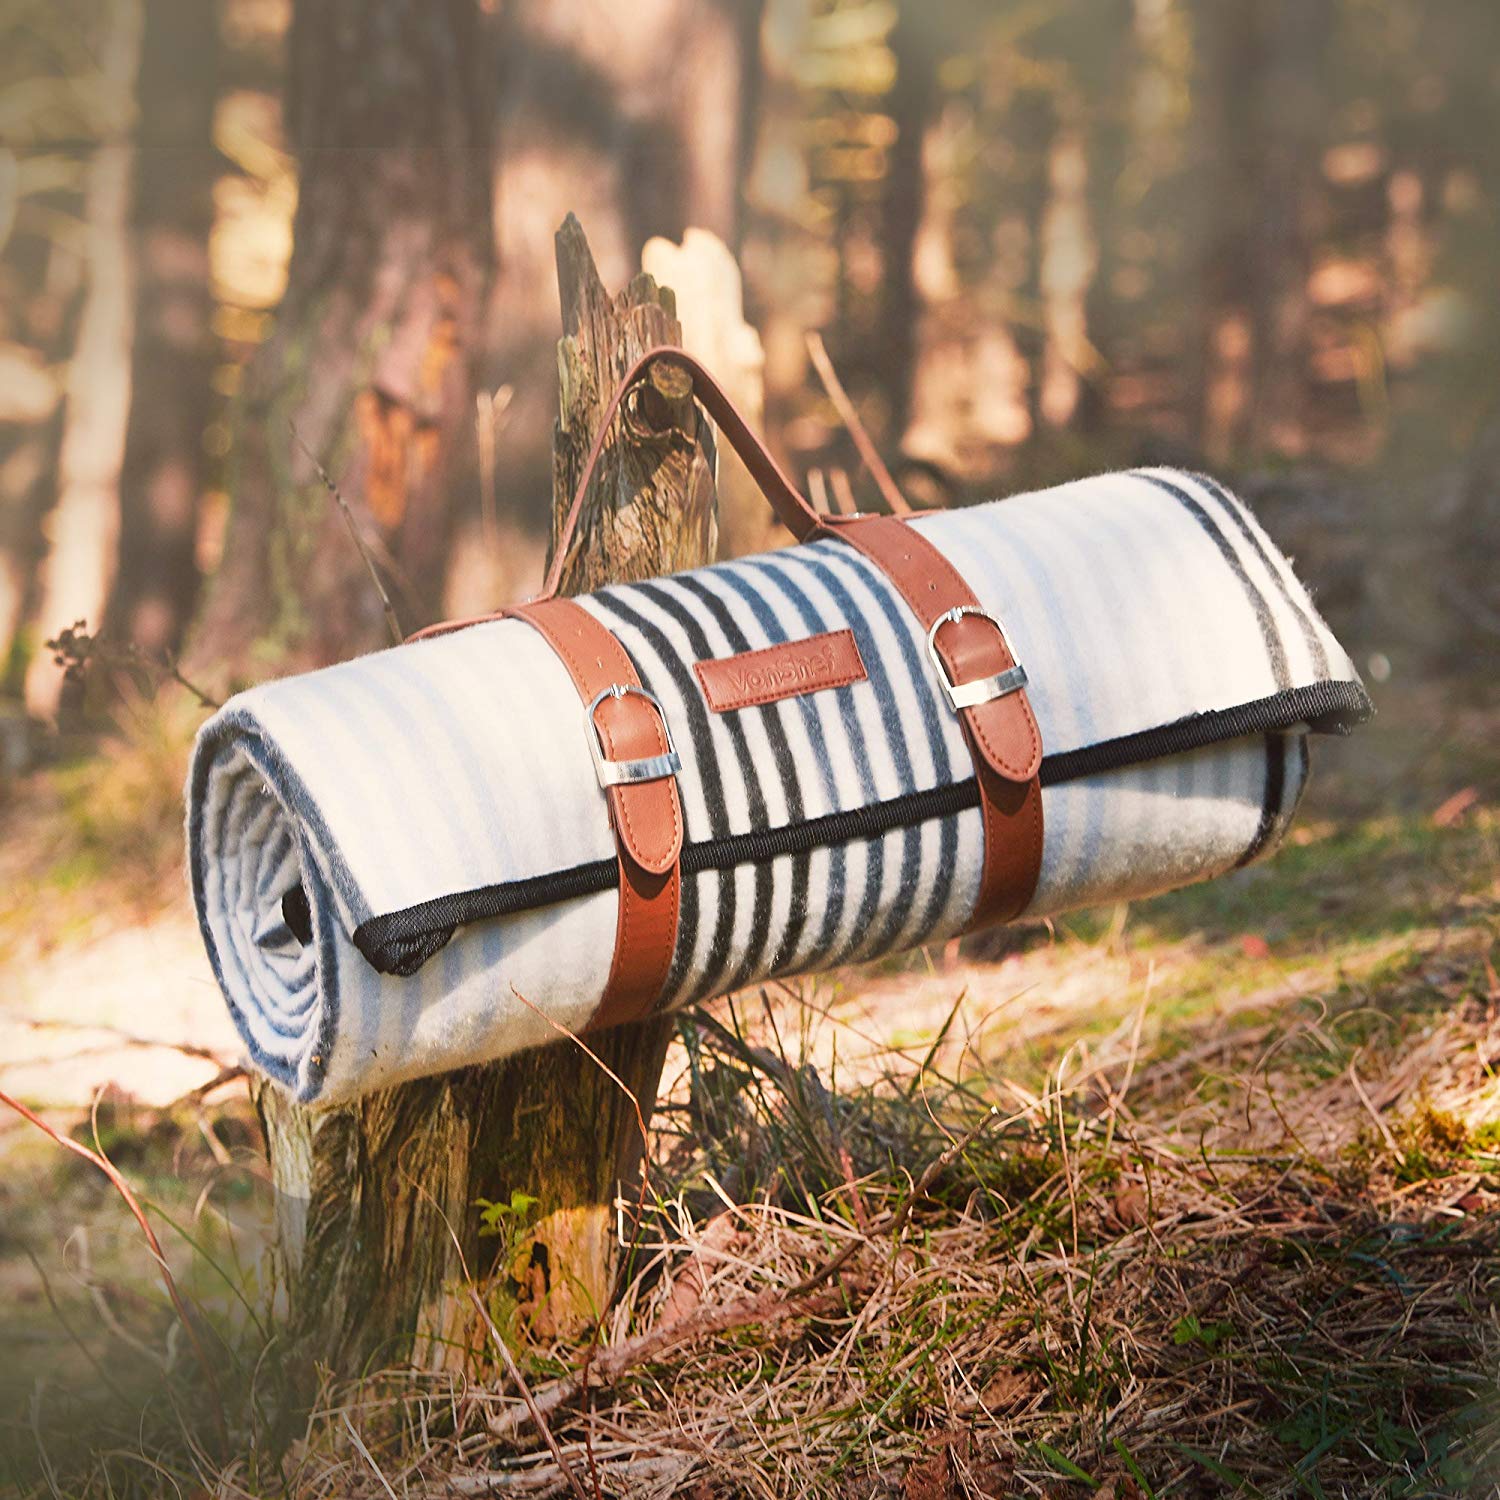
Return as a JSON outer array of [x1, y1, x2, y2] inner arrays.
[[188, 468, 1369, 1103]]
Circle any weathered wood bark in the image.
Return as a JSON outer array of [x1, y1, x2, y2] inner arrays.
[[255, 215, 723, 1379], [549, 214, 718, 590], [103, 0, 218, 657], [188, 0, 494, 683]]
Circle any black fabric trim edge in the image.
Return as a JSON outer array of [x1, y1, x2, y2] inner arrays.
[[353, 678, 1373, 976], [1037, 677, 1370, 785]]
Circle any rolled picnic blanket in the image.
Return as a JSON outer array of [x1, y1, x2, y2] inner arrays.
[[189, 459, 1369, 1105]]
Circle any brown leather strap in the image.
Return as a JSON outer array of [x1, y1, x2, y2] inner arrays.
[[821, 513, 1045, 927], [539, 345, 825, 601], [410, 344, 828, 642], [414, 346, 1044, 942], [509, 599, 683, 1029]]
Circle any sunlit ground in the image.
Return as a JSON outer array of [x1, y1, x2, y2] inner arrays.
[[1, 670, 1497, 1495]]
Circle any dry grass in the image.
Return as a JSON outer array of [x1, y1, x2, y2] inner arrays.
[[3, 683, 1500, 1498], [226, 969, 1496, 1500], [0, 683, 200, 966], [8, 941, 1496, 1497]]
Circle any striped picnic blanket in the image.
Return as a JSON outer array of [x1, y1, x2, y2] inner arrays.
[[188, 468, 1370, 1103]]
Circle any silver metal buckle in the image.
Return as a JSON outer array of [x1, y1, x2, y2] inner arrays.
[[585, 684, 681, 788], [925, 605, 1027, 712]]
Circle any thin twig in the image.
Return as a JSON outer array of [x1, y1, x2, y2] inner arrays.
[[655, 1210, 740, 1332], [14, 1016, 231, 1067], [477, 392, 497, 549], [805, 330, 912, 516], [342, 1410, 400, 1500], [288, 419, 405, 645], [45, 623, 222, 710], [171, 1064, 249, 1108], [829, 466, 859, 518], [157, 651, 222, 711], [471, 1288, 592, 1500], [1349, 1059, 1400, 1156], [807, 466, 832, 516], [886, 1104, 1003, 1242], [476, 384, 513, 550], [28, 1383, 61, 1500], [23, 1247, 136, 1411], [487, 1283, 846, 1440], [0, 1087, 229, 1454]]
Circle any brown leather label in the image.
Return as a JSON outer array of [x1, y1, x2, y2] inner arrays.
[[694, 629, 867, 712]]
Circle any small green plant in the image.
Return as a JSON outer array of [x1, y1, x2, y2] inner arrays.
[[1172, 1313, 1235, 1352], [475, 1189, 540, 1239]]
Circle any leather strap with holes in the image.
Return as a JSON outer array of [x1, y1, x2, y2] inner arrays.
[[508, 598, 683, 1030], [818, 513, 1044, 927]]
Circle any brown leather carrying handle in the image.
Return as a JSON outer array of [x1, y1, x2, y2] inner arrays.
[[409, 342, 911, 641], [539, 344, 826, 602], [404, 343, 1044, 952]]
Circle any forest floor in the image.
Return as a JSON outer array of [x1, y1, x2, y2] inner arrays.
[[1, 673, 1498, 1498]]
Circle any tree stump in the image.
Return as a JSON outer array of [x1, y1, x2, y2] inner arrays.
[[255, 215, 728, 1382]]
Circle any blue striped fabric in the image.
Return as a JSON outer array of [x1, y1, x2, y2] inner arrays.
[[188, 469, 1367, 1103]]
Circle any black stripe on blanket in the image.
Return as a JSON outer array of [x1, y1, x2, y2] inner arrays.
[[589, 587, 740, 1005], [669, 574, 811, 993], [1133, 472, 1292, 690], [806, 544, 963, 960], [1188, 473, 1331, 678], [1236, 734, 1287, 869], [770, 547, 929, 966], [352, 678, 1373, 976], [627, 579, 779, 999], [707, 563, 858, 971]]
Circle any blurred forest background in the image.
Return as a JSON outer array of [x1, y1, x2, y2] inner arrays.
[[3, 0, 1500, 736], [6, 4, 1500, 1493]]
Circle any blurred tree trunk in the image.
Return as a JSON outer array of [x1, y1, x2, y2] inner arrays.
[[876, 8, 937, 445], [476, 0, 764, 550], [0, 280, 77, 697], [1075, 0, 1134, 437], [103, 0, 218, 658], [1011, 86, 1056, 441], [188, 0, 494, 683], [21, 0, 142, 720], [257, 215, 723, 1378], [1244, 0, 1331, 453], [1076, 155, 1121, 438], [1195, 0, 1330, 461], [1191, 0, 1254, 460]]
